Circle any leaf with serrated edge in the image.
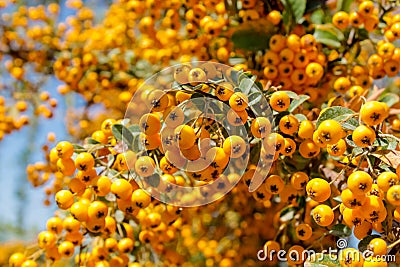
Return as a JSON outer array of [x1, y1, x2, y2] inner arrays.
[[288, 95, 310, 112]]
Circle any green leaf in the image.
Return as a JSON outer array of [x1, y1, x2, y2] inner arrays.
[[378, 93, 400, 108], [132, 135, 140, 152], [144, 173, 160, 187], [228, 57, 246, 66], [281, 0, 307, 23], [345, 135, 356, 147], [304, 253, 341, 267], [357, 29, 370, 41], [237, 71, 252, 86], [190, 92, 203, 99], [314, 28, 341, 48], [330, 224, 351, 237], [310, 8, 325, 24], [374, 137, 398, 150], [209, 101, 223, 114], [249, 141, 261, 166], [306, 0, 327, 13], [280, 90, 300, 99], [128, 125, 141, 134], [231, 28, 270, 51], [107, 154, 115, 168], [73, 144, 85, 150], [112, 124, 134, 150], [248, 92, 263, 107], [239, 75, 257, 94], [87, 138, 101, 144], [317, 106, 359, 130], [285, 151, 312, 170], [294, 113, 308, 122], [279, 206, 297, 222], [336, 0, 352, 12], [352, 147, 364, 157], [333, 196, 342, 203], [288, 95, 310, 112]]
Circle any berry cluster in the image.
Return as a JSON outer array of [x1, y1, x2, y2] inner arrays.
[[1, 0, 400, 266]]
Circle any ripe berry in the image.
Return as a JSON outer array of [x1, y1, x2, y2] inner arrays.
[[348, 171, 372, 196], [342, 207, 363, 227], [368, 238, 387, 256], [215, 82, 234, 101], [299, 139, 320, 158], [70, 200, 89, 222], [55, 141, 74, 159], [222, 135, 247, 158], [269, 91, 290, 112], [352, 125, 376, 147], [333, 77, 351, 93], [264, 175, 284, 194], [266, 10, 281, 25], [87, 200, 108, 221], [279, 115, 299, 135], [291, 172, 309, 190], [38, 231, 57, 249], [312, 204, 334, 226], [377, 172, 399, 192], [111, 179, 133, 200], [263, 133, 285, 153], [21, 260, 38, 267], [139, 113, 161, 135], [281, 138, 296, 156], [74, 152, 95, 171], [118, 237, 135, 253], [317, 120, 343, 145], [57, 158, 76, 176], [174, 125, 196, 150], [295, 223, 312, 240], [338, 248, 364, 267], [332, 11, 349, 29], [55, 190, 74, 210], [360, 196, 386, 223], [298, 120, 315, 139], [96, 176, 112, 196], [9, 253, 26, 267], [341, 188, 366, 209], [327, 139, 347, 157], [147, 89, 169, 112], [188, 67, 207, 86], [46, 217, 63, 234], [360, 101, 388, 126], [358, 1, 375, 17], [229, 92, 248, 112], [250, 117, 271, 138], [387, 185, 400, 206], [58, 241, 75, 258], [132, 188, 151, 208], [306, 178, 331, 202], [135, 156, 156, 177], [164, 106, 185, 128]]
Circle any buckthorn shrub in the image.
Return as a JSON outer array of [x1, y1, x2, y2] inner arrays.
[[3, 0, 400, 266]]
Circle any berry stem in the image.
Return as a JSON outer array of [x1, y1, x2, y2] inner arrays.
[[388, 237, 400, 249]]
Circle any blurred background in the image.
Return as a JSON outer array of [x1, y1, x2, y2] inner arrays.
[[0, 0, 107, 250]]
